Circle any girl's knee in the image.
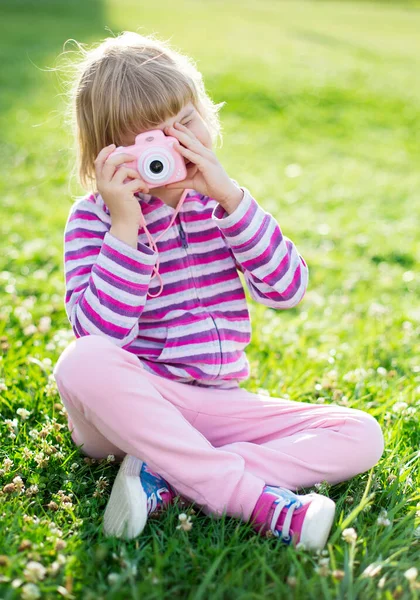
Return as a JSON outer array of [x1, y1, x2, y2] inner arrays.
[[353, 410, 385, 469], [53, 334, 114, 384]]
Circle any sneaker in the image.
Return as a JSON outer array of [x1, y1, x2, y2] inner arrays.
[[103, 454, 175, 539], [250, 485, 336, 551]]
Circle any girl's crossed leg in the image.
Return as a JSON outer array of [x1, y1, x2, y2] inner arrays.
[[53, 335, 384, 521]]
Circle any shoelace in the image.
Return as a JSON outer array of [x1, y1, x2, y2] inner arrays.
[[138, 189, 190, 298], [146, 487, 170, 514], [269, 498, 299, 542]]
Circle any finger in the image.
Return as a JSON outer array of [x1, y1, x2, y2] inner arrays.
[[173, 121, 196, 140], [102, 152, 137, 181], [173, 143, 204, 167], [125, 178, 150, 193], [165, 125, 206, 156], [113, 166, 142, 185], [94, 144, 117, 177]]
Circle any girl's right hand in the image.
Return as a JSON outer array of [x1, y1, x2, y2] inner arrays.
[[94, 144, 150, 225]]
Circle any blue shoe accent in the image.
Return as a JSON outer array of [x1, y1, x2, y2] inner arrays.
[[140, 462, 174, 515], [264, 485, 303, 509]]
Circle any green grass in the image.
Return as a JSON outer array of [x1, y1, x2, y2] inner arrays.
[[0, 0, 419, 598]]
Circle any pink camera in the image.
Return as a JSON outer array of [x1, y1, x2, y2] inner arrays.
[[110, 129, 187, 189]]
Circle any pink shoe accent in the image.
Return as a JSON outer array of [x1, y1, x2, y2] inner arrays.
[[251, 486, 310, 543], [155, 486, 176, 512], [251, 485, 336, 551]]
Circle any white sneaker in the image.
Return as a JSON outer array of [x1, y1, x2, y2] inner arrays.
[[103, 454, 175, 539]]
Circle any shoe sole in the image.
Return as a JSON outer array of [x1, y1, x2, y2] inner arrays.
[[299, 494, 336, 551], [103, 454, 147, 539]]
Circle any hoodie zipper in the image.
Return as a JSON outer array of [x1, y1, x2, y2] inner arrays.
[[178, 219, 188, 248]]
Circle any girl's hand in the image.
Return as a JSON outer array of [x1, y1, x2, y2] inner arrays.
[[164, 123, 243, 208], [94, 144, 150, 225]]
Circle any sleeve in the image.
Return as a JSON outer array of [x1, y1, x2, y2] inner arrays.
[[211, 185, 309, 309], [63, 199, 158, 348]]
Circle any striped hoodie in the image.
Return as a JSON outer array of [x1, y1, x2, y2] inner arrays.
[[63, 184, 308, 389]]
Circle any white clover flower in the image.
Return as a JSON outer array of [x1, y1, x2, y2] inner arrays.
[[34, 452, 49, 468], [5, 418, 18, 431], [49, 561, 61, 576], [377, 367, 387, 377], [106, 455, 115, 463], [13, 476, 25, 492], [26, 485, 39, 497], [44, 376, 59, 398], [403, 271, 415, 282], [177, 513, 193, 531], [3, 457, 13, 471], [23, 561, 47, 582], [343, 369, 368, 383], [22, 448, 33, 460], [316, 557, 330, 577], [342, 528, 357, 543], [21, 583, 41, 600], [108, 573, 120, 585], [38, 316, 51, 333], [33, 269, 48, 280], [392, 402, 408, 414], [377, 514, 391, 526], [368, 303, 388, 317], [321, 369, 338, 389], [14, 306, 33, 325], [23, 324, 38, 336], [17, 408, 31, 420], [404, 568, 418, 582], [21, 296, 36, 309], [0, 378, 8, 391]]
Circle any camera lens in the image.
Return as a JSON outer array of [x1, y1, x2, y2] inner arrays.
[[139, 148, 174, 183], [149, 160, 164, 174]]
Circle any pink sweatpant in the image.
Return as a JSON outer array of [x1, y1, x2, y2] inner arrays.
[[52, 335, 384, 521]]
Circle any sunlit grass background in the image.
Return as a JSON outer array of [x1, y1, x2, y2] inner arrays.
[[0, 0, 419, 598]]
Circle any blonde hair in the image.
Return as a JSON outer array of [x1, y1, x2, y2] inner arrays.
[[58, 30, 224, 192]]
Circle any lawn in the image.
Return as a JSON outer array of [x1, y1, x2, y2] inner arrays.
[[0, 0, 419, 598]]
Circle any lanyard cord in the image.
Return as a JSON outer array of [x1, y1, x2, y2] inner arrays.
[[138, 189, 190, 299]]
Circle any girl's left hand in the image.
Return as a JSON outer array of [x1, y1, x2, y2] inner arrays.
[[164, 122, 243, 207]]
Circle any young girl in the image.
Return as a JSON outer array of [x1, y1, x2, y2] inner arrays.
[[52, 31, 384, 551]]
